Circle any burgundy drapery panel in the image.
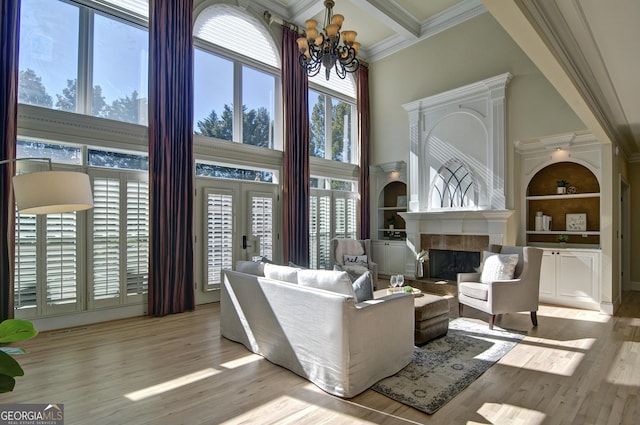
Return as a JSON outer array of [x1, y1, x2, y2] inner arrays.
[[357, 64, 371, 240], [0, 0, 20, 321], [281, 26, 310, 267], [148, 0, 195, 316]]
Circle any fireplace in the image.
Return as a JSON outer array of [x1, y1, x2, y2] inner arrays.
[[428, 249, 480, 281]]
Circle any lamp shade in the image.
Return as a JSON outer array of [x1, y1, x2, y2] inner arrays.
[[12, 171, 94, 214]]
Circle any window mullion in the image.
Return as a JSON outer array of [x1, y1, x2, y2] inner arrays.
[[78, 7, 94, 115], [233, 62, 243, 143]]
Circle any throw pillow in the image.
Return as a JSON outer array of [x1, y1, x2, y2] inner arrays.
[[343, 254, 368, 265], [333, 266, 374, 302], [351, 271, 374, 303], [235, 260, 265, 276], [263, 263, 300, 283], [480, 253, 519, 284], [297, 270, 356, 298]]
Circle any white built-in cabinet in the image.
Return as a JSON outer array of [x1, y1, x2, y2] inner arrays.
[[539, 248, 600, 310], [372, 240, 407, 276], [516, 133, 604, 311]]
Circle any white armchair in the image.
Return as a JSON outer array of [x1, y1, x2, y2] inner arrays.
[[330, 238, 379, 289], [457, 244, 543, 329]]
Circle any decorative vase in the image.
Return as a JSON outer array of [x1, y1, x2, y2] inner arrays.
[[557, 187, 566, 194], [389, 224, 394, 230], [416, 261, 424, 278]]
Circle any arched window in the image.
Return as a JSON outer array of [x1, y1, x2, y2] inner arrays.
[[194, 5, 279, 68], [430, 159, 478, 209], [193, 5, 280, 148]]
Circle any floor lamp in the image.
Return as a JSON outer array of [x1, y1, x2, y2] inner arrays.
[[1, 157, 93, 214]]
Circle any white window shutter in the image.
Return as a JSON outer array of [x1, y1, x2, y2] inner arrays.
[[206, 191, 234, 288]]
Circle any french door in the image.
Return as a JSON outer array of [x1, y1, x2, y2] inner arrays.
[[196, 180, 278, 304]]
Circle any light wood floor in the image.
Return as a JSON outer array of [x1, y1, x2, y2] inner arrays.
[[3, 292, 639, 425]]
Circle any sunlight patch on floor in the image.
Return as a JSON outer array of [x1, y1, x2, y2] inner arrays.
[[500, 340, 589, 376], [606, 341, 640, 386], [219, 353, 263, 369], [537, 305, 611, 323], [125, 368, 220, 401], [477, 402, 546, 425]]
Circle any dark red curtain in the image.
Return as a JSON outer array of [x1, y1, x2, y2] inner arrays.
[[281, 26, 310, 267], [0, 0, 20, 321], [357, 64, 371, 240], [148, 0, 195, 316]]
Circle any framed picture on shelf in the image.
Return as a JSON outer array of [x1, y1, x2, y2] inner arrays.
[[396, 195, 407, 207], [566, 213, 587, 231]]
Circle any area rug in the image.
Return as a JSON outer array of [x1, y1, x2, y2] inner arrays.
[[371, 318, 526, 414]]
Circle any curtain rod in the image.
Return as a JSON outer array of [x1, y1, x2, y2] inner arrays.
[[263, 10, 299, 33]]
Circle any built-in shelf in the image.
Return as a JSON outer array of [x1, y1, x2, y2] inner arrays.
[[377, 180, 407, 240], [525, 161, 600, 246], [526, 193, 599, 201], [526, 231, 600, 236]]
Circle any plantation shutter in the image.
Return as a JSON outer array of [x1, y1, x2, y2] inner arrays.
[[126, 178, 149, 298], [14, 213, 38, 312], [92, 177, 121, 301], [334, 193, 358, 240], [318, 194, 331, 269], [45, 212, 79, 311], [309, 190, 331, 269], [206, 190, 234, 289], [249, 192, 273, 261]]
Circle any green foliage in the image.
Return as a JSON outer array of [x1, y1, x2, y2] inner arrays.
[[310, 95, 326, 157], [19, 69, 53, 107], [556, 180, 569, 187], [105, 90, 142, 124], [55, 79, 107, 116], [0, 319, 38, 393]]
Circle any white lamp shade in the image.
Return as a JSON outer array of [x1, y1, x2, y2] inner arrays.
[[12, 171, 94, 214]]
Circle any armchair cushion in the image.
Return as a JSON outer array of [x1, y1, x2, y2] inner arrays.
[[459, 281, 489, 301], [480, 252, 519, 284]]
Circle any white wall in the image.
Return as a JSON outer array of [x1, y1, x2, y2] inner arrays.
[[368, 13, 586, 171]]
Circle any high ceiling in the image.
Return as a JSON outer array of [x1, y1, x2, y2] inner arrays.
[[258, 0, 640, 159]]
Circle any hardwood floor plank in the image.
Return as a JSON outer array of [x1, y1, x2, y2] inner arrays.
[[1, 292, 639, 424]]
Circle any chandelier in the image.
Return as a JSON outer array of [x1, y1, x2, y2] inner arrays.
[[296, 0, 360, 80]]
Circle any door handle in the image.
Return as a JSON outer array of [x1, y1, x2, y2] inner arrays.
[[242, 235, 248, 249]]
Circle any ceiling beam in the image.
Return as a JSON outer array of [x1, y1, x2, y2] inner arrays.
[[350, 0, 420, 39]]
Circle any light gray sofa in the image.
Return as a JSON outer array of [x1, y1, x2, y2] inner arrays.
[[220, 261, 414, 398]]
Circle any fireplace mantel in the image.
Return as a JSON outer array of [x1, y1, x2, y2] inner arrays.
[[398, 210, 517, 277]]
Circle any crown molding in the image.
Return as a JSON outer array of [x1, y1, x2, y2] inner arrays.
[[367, 0, 486, 62]]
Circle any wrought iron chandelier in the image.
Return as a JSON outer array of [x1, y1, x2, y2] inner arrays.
[[296, 0, 360, 80]]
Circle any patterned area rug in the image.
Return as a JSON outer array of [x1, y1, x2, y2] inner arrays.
[[371, 318, 525, 414]]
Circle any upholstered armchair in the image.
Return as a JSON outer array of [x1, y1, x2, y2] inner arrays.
[[457, 244, 543, 329], [330, 238, 379, 289]]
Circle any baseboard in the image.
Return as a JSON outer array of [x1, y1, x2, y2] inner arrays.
[[29, 304, 146, 332], [600, 301, 615, 315], [626, 281, 640, 291]]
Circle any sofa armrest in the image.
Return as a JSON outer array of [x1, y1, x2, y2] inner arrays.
[[458, 272, 481, 283]]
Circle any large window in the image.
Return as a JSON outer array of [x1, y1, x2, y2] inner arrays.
[[19, 0, 149, 125], [309, 90, 357, 164], [193, 5, 279, 148], [13, 140, 149, 318]]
